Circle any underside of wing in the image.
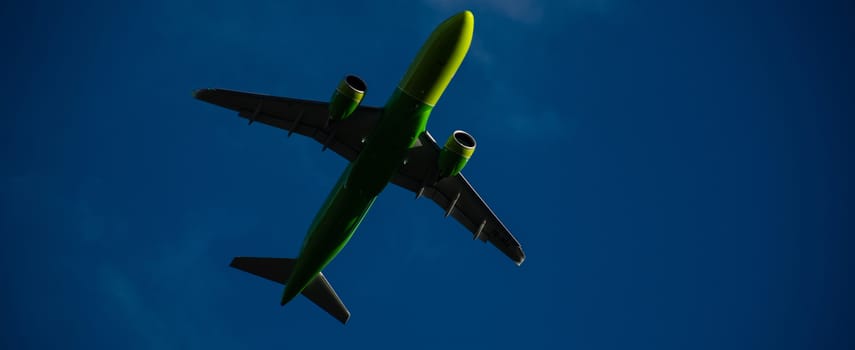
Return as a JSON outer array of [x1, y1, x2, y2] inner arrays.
[[194, 88, 383, 161], [392, 132, 525, 265]]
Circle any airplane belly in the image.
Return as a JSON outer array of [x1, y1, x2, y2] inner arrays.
[[346, 90, 434, 195], [283, 92, 429, 302], [283, 166, 377, 302]]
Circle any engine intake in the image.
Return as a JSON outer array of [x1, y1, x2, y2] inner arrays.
[[438, 130, 476, 177], [328, 75, 367, 121]]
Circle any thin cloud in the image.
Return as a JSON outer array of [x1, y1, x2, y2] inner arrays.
[[98, 265, 170, 349], [425, 0, 544, 23], [424, 0, 615, 23], [482, 83, 566, 141], [467, 41, 567, 141]]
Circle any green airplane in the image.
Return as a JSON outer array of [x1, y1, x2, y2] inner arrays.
[[194, 10, 524, 324]]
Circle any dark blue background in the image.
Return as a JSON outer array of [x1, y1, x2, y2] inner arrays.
[[2, 0, 852, 348]]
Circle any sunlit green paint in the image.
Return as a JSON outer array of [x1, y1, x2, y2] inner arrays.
[[438, 132, 475, 177], [328, 75, 366, 120], [442, 132, 475, 158], [279, 11, 474, 305], [398, 10, 474, 106]]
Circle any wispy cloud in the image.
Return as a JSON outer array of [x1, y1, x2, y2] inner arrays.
[[424, 0, 616, 23], [425, 0, 544, 23], [98, 265, 171, 349], [464, 32, 568, 141], [0, 171, 248, 349], [93, 213, 245, 349], [479, 83, 567, 141]]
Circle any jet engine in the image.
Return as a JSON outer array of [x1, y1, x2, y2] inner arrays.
[[328, 75, 367, 121], [438, 130, 476, 177]]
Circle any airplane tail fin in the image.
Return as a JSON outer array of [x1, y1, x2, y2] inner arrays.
[[229, 257, 351, 324]]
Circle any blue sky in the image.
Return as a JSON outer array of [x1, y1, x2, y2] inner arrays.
[[1, 0, 853, 349]]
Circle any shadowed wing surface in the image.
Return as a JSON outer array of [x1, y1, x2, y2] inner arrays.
[[392, 132, 525, 265], [193, 88, 382, 161]]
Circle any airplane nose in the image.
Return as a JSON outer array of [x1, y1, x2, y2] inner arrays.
[[396, 10, 475, 106], [438, 10, 474, 41], [447, 10, 474, 29]]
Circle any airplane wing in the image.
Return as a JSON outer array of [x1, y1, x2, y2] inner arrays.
[[391, 132, 525, 265], [193, 88, 382, 161]]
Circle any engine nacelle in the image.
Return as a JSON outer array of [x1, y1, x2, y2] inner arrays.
[[438, 130, 476, 178], [328, 75, 367, 121]]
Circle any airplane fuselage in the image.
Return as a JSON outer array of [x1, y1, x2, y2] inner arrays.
[[279, 11, 474, 305]]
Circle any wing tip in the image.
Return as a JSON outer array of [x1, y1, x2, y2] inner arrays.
[[192, 88, 213, 100], [338, 312, 351, 325], [514, 249, 526, 266]]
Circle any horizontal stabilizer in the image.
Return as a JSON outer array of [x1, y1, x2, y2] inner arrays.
[[230, 257, 295, 283], [302, 272, 350, 324], [230, 257, 351, 324]]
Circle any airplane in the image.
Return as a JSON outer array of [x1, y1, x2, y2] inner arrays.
[[194, 10, 524, 324]]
